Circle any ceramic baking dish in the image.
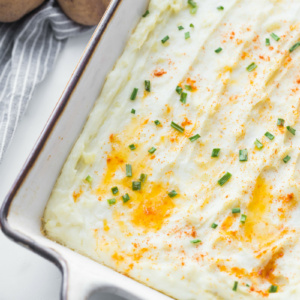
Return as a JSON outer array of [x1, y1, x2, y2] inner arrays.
[[0, 0, 171, 299]]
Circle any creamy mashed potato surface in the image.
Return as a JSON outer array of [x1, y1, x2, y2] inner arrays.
[[43, 0, 300, 298]]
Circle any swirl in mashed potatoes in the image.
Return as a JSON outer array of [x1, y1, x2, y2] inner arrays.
[[43, 0, 300, 299]]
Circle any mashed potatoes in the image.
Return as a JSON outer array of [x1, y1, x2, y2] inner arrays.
[[43, 0, 300, 299]]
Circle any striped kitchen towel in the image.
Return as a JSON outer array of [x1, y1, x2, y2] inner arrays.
[[0, 0, 91, 163]]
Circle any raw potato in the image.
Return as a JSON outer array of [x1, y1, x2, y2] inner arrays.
[[0, 0, 45, 22], [57, 0, 111, 26]]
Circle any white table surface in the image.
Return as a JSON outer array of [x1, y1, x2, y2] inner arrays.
[[0, 29, 123, 300]]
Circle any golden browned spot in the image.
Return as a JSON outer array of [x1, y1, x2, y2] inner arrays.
[[186, 77, 197, 92], [112, 252, 125, 264], [131, 181, 175, 231], [72, 188, 83, 203], [221, 214, 236, 231], [103, 219, 110, 232]]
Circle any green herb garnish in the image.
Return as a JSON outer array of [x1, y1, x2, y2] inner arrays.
[[277, 118, 284, 126], [269, 285, 278, 293], [266, 38, 270, 46], [211, 223, 218, 229], [171, 121, 184, 133], [232, 208, 241, 214], [131, 108, 136, 114], [187, 0, 197, 14], [240, 214, 247, 223], [215, 47, 222, 53], [132, 181, 141, 191], [218, 172, 232, 186], [145, 80, 151, 92], [139, 173, 147, 182], [254, 139, 263, 149], [189, 134, 200, 142], [129, 144, 136, 150], [142, 10, 149, 17], [180, 92, 188, 103], [290, 42, 300, 52], [217, 6, 224, 10], [107, 198, 116, 205], [185, 84, 192, 91], [178, 25, 184, 30], [85, 175, 93, 183], [185, 32, 190, 39], [126, 164, 132, 177], [239, 149, 248, 162], [270, 32, 280, 41], [176, 86, 183, 94], [168, 190, 178, 198], [233, 281, 238, 292], [211, 148, 221, 157], [148, 147, 157, 154], [246, 62, 257, 72], [265, 132, 275, 140], [130, 88, 138, 100], [190, 23, 194, 28], [161, 35, 170, 44], [122, 193, 130, 203], [283, 155, 291, 163], [154, 120, 161, 126], [111, 186, 118, 195], [190, 239, 201, 244], [287, 126, 296, 135]]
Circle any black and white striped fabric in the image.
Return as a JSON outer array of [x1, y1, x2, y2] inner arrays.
[[0, 0, 91, 163]]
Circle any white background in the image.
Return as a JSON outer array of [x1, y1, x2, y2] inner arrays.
[[0, 29, 123, 300]]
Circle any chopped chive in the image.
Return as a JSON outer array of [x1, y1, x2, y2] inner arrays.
[[218, 172, 232, 186], [154, 120, 161, 126], [240, 214, 247, 223], [168, 190, 178, 198], [233, 281, 238, 292], [132, 181, 141, 191], [142, 10, 149, 17], [211, 223, 218, 229], [111, 186, 119, 195], [215, 47, 222, 53], [180, 92, 188, 104], [171, 121, 185, 133], [277, 118, 285, 126], [107, 198, 116, 205], [190, 23, 194, 28], [131, 108, 136, 114], [185, 84, 192, 91], [254, 139, 263, 149], [188, 0, 198, 14], [126, 164, 132, 177], [145, 80, 151, 92], [129, 144, 136, 150], [246, 62, 257, 72], [122, 193, 130, 203], [269, 285, 278, 293], [217, 6, 224, 10], [211, 148, 221, 158], [265, 131, 275, 140], [148, 147, 157, 154], [85, 175, 93, 183], [287, 126, 296, 135], [185, 32, 190, 39], [270, 32, 280, 41], [176, 86, 183, 94], [239, 149, 248, 162], [246, 284, 251, 287], [189, 134, 200, 142], [190, 239, 201, 244], [161, 35, 170, 44], [139, 173, 147, 182], [232, 208, 241, 214], [283, 155, 291, 163], [266, 38, 270, 46], [130, 88, 138, 100], [178, 25, 184, 30], [289, 42, 300, 52]]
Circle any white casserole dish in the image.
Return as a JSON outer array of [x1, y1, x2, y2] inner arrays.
[[0, 0, 171, 299]]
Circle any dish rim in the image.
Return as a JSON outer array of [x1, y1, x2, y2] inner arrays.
[[0, 0, 122, 298]]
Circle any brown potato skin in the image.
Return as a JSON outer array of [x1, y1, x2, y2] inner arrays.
[[0, 0, 45, 22], [57, 0, 111, 26]]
